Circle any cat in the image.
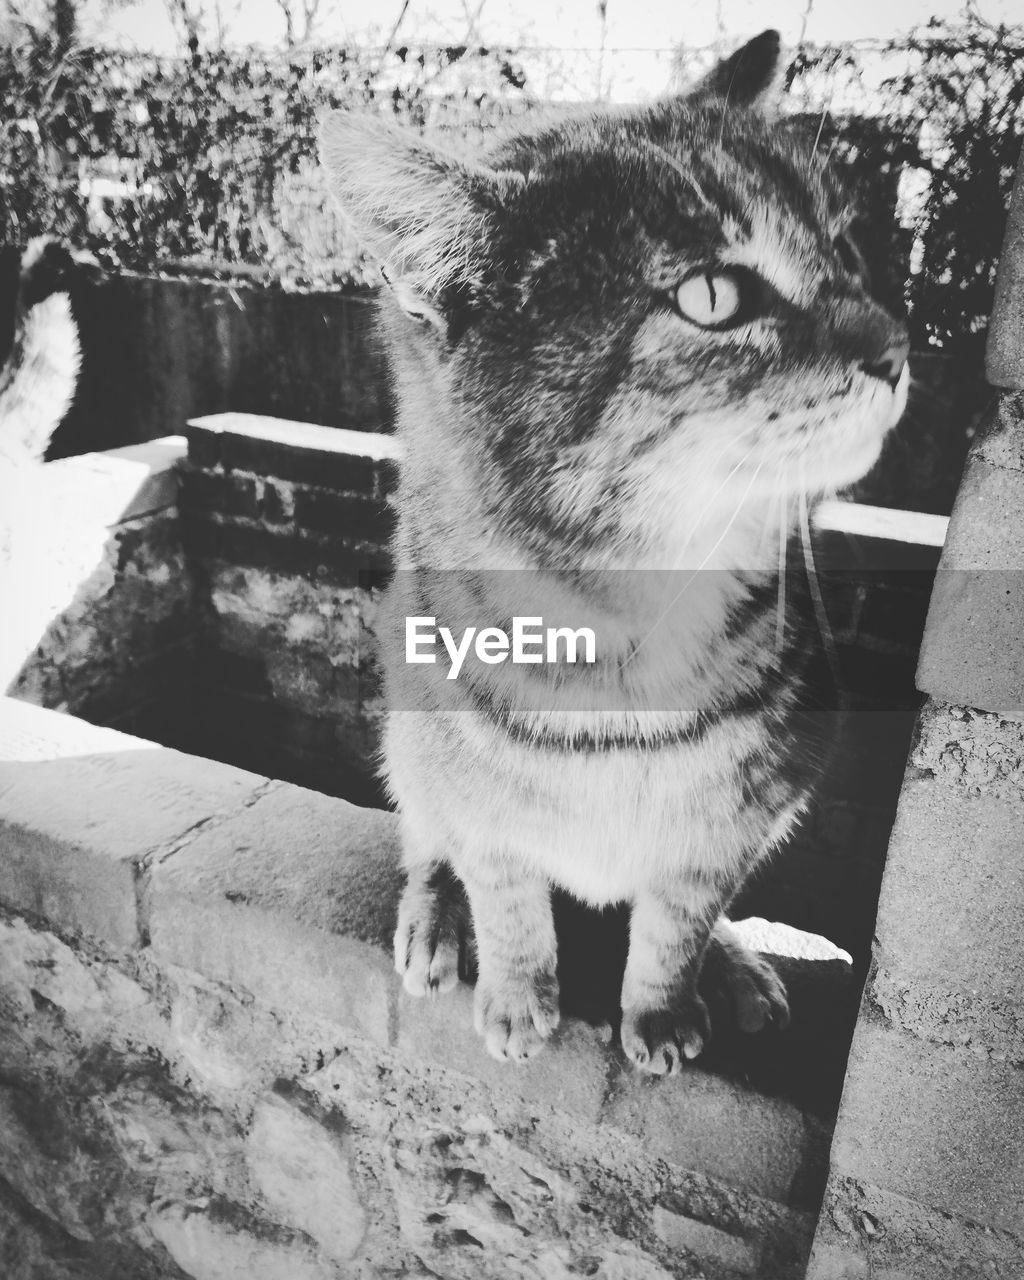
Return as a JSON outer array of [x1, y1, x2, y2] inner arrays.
[[319, 29, 909, 1073], [0, 237, 82, 467]]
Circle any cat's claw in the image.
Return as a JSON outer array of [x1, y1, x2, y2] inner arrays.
[[620, 997, 711, 1075], [393, 880, 465, 998], [474, 970, 560, 1063]]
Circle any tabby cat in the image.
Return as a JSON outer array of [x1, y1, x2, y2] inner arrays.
[[319, 30, 908, 1072]]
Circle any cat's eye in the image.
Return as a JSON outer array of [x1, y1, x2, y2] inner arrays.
[[672, 269, 748, 330]]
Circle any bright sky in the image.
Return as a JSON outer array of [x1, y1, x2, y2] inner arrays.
[[77, 0, 1021, 98]]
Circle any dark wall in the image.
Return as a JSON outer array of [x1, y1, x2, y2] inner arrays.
[[48, 272, 393, 459]]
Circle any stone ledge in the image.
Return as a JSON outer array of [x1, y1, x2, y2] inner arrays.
[[0, 698, 270, 948], [0, 697, 850, 1215]]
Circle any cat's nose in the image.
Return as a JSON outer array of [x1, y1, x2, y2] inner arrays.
[[860, 339, 909, 391]]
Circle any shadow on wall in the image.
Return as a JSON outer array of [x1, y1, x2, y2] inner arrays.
[[38, 273, 394, 459]]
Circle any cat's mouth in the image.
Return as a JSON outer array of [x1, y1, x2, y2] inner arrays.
[[767, 364, 909, 492]]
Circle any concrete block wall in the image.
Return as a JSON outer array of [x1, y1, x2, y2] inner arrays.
[[180, 413, 399, 803], [0, 695, 852, 1280], [805, 148, 1024, 1280], [2, 438, 197, 745]]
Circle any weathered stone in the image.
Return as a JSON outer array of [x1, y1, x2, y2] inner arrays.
[[807, 1176, 1024, 1280], [653, 1202, 762, 1274], [149, 782, 402, 1045], [874, 740, 1024, 1011], [246, 1089, 366, 1261], [911, 701, 1024, 802], [395, 985, 611, 1127], [986, 149, 1024, 389], [828, 1017, 1024, 1236], [917, 456, 1024, 716], [0, 698, 267, 948], [148, 1202, 338, 1280], [602, 1058, 813, 1206]]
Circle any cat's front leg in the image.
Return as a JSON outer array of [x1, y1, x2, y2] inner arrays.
[[457, 859, 560, 1064], [394, 859, 470, 997], [619, 884, 720, 1075]]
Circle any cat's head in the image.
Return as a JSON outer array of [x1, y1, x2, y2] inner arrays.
[[320, 31, 909, 560]]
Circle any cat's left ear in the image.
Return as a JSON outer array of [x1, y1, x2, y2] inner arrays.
[[687, 29, 786, 116], [319, 111, 522, 332]]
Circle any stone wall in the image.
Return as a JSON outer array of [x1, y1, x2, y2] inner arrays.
[[180, 413, 399, 804], [47, 273, 392, 460], [1, 438, 197, 747], [804, 149, 1024, 1280], [0, 696, 850, 1280]]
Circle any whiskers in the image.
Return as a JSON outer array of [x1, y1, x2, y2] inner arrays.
[[797, 468, 840, 682], [776, 487, 788, 654], [618, 457, 765, 673]]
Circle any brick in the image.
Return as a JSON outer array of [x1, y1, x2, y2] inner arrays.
[[601, 1059, 815, 1205], [653, 1203, 762, 1274], [182, 517, 391, 585], [394, 984, 610, 1126], [828, 1017, 1024, 1235], [179, 467, 261, 519], [0, 698, 268, 949], [974, 392, 1024, 474], [292, 486, 396, 542], [246, 1088, 366, 1261], [149, 784, 403, 1045], [807, 1177, 1024, 1280], [986, 149, 1024, 389], [187, 414, 400, 495], [873, 723, 1024, 1008], [917, 455, 1024, 715]]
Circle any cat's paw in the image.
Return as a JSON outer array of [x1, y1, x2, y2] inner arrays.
[[474, 969, 560, 1063], [620, 996, 711, 1075], [702, 934, 790, 1033], [393, 878, 466, 998]]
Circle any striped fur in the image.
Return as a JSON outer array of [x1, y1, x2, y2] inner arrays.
[[320, 31, 908, 1070]]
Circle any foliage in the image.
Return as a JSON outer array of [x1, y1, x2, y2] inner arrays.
[[0, 36, 530, 282], [1, 11, 1022, 361], [790, 11, 1024, 361]]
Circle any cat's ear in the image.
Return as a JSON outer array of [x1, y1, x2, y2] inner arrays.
[[688, 29, 786, 115], [319, 111, 521, 329]]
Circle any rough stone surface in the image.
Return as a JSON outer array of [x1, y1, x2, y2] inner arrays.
[[0, 698, 267, 947], [986, 147, 1024, 389], [149, 780, 401, 1045], [654, 1203, 762, 1275], [917, 452, 1024, 716], [911, 701, 1024, 801], [828, 1016, 1024, 1236], [807, 1176, 1024, 1280], [0, 906, 820, 1280], [872, 732, 1024, 1015], [602, 1060, 816, 1207], [2, 438, 195, 739], [246, 1089, 367, 1261]]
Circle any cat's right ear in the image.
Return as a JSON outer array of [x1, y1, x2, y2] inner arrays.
[[687, 29, 786, 115], [318, 111, 521, 329]]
